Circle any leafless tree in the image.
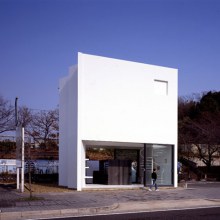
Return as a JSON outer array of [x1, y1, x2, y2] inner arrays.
[[0, 95, 14, 133], [189, 112, 220, 168], [18, 106, 32, 128], [178, 91, 220, 169], [27, 109, 59, 148], [194, 144, 219, 168]]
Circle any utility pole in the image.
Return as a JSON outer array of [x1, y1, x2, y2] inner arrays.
[[15, 97, 24, 193], [15, 97, 19, 190], [15, 97, 18, 127], [144, 143, 146, 187]]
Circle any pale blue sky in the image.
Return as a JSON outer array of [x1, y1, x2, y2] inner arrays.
[[0, 0, 220, 110]]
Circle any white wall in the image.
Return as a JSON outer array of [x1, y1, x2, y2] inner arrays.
[[59, 65, 78, 188], [78, 53, 178, 145]]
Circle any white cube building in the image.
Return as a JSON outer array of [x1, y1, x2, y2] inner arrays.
[[59, 53, 178, 191]]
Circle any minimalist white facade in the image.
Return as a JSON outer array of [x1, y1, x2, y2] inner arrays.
[[59, 53, 178, 191]]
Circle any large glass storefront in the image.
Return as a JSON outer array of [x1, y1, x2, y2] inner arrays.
[[85, 144, 173, 186]]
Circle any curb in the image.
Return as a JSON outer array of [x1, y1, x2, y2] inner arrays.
[[1, 199, 220, 220], [114, 199, 220, 214], [0, 203, 119, 220]]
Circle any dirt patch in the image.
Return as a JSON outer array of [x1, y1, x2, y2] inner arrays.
[[24, 183, 73, 194]]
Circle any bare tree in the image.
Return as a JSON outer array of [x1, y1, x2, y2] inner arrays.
[[18, 106, 32, 128], [27, 109, 59, 148], [189, 112, 220, 169], [178, 91, 220, 169], [0, 95, 14, 133], [194, 144, 219, 168]]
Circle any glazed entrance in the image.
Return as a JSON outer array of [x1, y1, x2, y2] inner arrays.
[[85, 144, 174, 186], [85, 148, 140, 185]]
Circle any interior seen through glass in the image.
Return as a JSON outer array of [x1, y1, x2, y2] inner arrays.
[[85, 145, 173, 185]]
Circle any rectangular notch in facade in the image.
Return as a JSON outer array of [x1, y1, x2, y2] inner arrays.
[[154, 80, 168, 96]]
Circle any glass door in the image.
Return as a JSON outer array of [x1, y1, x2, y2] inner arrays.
[[153, 145, 173, 185]]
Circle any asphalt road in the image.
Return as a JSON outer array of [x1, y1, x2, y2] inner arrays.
[[40, 207, 220, 220]]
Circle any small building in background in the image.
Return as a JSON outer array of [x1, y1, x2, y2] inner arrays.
[[59, 53, 178, 191]]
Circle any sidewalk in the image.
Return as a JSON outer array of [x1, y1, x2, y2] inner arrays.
[[1, 182, 220, 220]]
